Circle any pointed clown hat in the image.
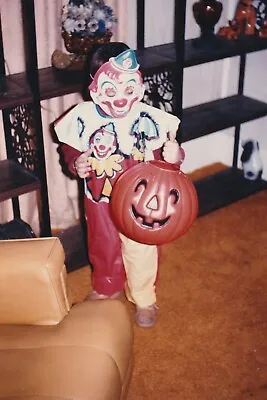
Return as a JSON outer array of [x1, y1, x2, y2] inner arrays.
[[110, 49, 139, 72], [102, 122, 116, 135]]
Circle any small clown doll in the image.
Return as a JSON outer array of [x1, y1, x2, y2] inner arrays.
[[54, 45, 184, 328]]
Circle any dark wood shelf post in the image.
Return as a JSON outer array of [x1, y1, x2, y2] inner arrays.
[[233, 53, 246, 168], [136, 0, 145, 50], [174, 0, 187, 143], [0, 13, 7, 95], [21, 0, 51, 236]]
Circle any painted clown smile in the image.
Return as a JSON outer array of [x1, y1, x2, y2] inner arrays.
[[95, 146, 113, 159]]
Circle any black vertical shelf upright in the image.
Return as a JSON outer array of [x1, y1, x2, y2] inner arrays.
[[21, 0, 51, 236], [174, 0, 187, 142], [136, 0, 145, 50], [0, 14, 6, 96], [174, 0, 186, 118], [232, 54, 246, 168]]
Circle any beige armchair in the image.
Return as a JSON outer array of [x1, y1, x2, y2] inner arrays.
[[0, 237, 133, 400]]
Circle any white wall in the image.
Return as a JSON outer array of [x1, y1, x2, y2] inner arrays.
[[127, 0, 267, 177]]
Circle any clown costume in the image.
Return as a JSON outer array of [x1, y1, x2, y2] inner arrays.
[[54, 46, 184, 327]]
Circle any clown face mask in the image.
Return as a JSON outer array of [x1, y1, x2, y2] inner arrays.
[[89, 49, 145, 119]]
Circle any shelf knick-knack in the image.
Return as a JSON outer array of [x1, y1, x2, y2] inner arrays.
[[52, 0, 117, 71], [241, 139, 263, 180], [193, 0, 223, 42], [217, 0, 256, 40], [254, 0, 267, 37]]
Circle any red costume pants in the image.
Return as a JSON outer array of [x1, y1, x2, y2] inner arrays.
[[84, 196, 158, 307]]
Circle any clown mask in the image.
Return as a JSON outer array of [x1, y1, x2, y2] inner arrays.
[[89, 49, 145, 119]]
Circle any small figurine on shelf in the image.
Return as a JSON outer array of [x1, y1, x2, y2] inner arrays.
[[53, 43, 187, 328], [254, 0, 267, 37], [241, 139, 263, 180], [259, 19, 267, 36], [217, 0, 256, 40]]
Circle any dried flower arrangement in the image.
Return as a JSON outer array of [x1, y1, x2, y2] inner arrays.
[[52, 0, 117, 70], [61, 0, 117, 38]]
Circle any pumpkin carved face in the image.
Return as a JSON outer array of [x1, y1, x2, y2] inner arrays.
[[110, 160, 198, 245]]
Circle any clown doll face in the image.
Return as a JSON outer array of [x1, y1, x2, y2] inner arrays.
[[89, 49, 145, 119], [89, 126, 117, 160]]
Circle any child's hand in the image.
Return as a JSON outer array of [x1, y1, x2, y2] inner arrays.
[[162, 133, 185, 165], [74, 149, 92, 178]]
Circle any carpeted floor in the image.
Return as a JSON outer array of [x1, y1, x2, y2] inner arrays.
[[68, 187, 267, 400]]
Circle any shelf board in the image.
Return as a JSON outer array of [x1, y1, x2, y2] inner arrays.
[[181, 95, 267, 142], [0, 160, 40, 202], [185, 35, 267, 66], [0, 74, 32, 109], [0, 36, 266, 109], [39, 67, 83, 100], [0, 67, 84, 109], [195, 167, 267, 216], [38, 36, 267, 101], [137, 36, 267, 69]]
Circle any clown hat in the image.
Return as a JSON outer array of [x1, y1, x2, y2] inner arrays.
[[110, 49, 139, 72], [103, 122, 116, 134]]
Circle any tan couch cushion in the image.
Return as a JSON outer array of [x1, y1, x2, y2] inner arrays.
[[0, 237, 71, 325], [0, 300, 133, 400]]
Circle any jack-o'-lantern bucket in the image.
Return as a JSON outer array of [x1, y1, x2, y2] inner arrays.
[[110, 160, 199, 245]]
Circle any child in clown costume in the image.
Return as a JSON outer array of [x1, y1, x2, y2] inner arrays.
[[54, 42, 184, 327]]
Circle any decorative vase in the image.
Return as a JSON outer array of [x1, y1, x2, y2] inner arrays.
[[193, 0, 223, 40], [51, 30, 113, 71], [62, 30, 113, 55]]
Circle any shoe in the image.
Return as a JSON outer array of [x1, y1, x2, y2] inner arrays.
[[135, 304, 158, 328], [87, 290, 122, 301]]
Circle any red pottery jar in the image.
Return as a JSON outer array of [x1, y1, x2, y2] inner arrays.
[[193, 0, 223, 39]]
